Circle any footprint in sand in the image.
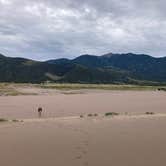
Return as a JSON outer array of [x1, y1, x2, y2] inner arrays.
[[76, 146, 82, 150], [84, 161, 89, 166], [81, 150, 87, 154], [83, 140, 89, 146], [75, 155, 82, 160]]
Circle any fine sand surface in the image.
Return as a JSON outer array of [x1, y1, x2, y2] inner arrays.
[[0, 90, 166, 119], [0, 90, 166, 166], [1, 115, 166, 166]]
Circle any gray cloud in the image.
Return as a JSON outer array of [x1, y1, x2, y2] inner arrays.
[[0, 0, 166, 60]]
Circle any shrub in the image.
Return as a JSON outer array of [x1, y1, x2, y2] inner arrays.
[[88, 114, 93, 117], [105, 112, 119, 116], [0, 118, 8, 122], [145, 112, 155, 115], [12, 119, 19, 122]]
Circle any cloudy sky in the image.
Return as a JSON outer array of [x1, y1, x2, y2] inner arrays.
[[0, 0, 166, 60]]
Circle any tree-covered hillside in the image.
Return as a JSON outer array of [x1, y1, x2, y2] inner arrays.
[[0, 53, 166, 84]]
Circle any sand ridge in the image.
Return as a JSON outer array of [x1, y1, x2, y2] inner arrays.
[[0, 90, 166, 119], [0, 90, 166, 166]]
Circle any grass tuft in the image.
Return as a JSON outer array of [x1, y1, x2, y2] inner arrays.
[[12, 119, 19, 122], [0, 118, 8, 122], [105, 112, 119, 116], [87, 114, 93, 117], [145, 112, 155, 115]]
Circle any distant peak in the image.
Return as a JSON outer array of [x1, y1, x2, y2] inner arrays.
[[74, 54, 97, 60], [102, 53, 114, 58], [79, 54, 96, 57], [102, 52, 152, 58]]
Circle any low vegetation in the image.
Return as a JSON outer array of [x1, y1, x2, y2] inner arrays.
[[0, 118, 23, 123], [0, 83, 21, 96], [0, 83, 37, 96], [158, 88, 166, 91], [80, 113, 98, 118], [145, 112, 155, 115], [0, 83, 166, 96], [12, 119, 20, 122], [105, 112, 119, 116], [39, 83, 166, 91], [87, 113, 98, 117], [0, 118, 8, 122], [88, 114, 93, 117]]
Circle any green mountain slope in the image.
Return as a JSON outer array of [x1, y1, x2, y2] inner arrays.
[[0, 55, 75, 83], [0, 52, 166, 84]]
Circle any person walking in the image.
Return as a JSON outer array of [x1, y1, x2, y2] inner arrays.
[[38, 107, 43, 118]]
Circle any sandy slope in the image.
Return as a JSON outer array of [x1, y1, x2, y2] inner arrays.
[[1, 115, 166, 166], [0, 90, 166, 119], [0, 90, 166, 166]]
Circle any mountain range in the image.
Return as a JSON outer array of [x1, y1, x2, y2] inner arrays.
[[0, 53, 166, 84]]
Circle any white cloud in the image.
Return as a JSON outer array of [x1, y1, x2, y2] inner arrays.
[[0, 0, 11, 5], [0, 0, 166, 60]]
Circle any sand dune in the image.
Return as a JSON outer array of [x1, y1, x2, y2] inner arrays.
[[0, 90, 166, 166], [0, 90, 165, 119], [1, 114, 166, 166]]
